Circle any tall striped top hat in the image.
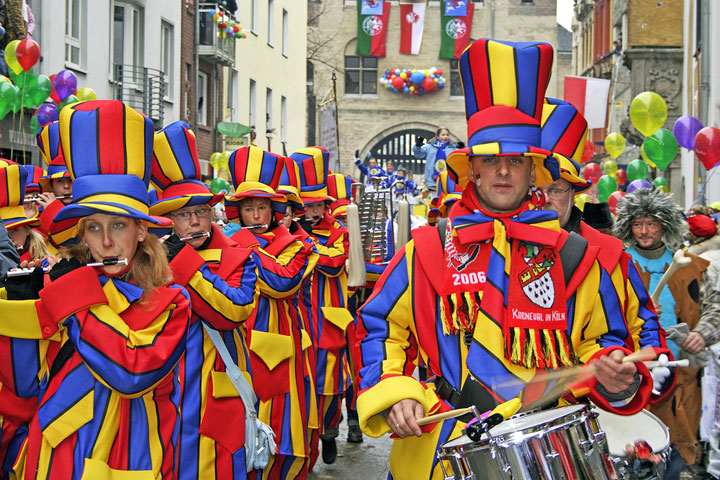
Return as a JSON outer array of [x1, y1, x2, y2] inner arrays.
[[149, 121, 224, 216], [289, 146, 335, 204], [49, 100, 171, 246], [228, 145, 287, 217], [37, 121, 71, 192], [278, 156, 305, 213], [446, 39, 560, 189], [541, 98, 591, 194], [327, 172, 353, 217], [23, 164, 46, 194], [0, 164, 40, 230], [436, 170, 463, 217]]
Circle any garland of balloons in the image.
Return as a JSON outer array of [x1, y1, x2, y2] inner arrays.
[[379, 68, 446, 96], [212, 9, 247, 40], [579, 90, 720, 214]]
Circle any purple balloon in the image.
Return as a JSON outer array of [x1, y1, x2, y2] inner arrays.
[[626, 179, 653, 194], [673, 115, 704, 150], [36, 102, 58, 127], [53, 70, 77, 102]]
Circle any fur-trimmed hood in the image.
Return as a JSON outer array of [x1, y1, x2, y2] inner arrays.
[[613, 188, 687, 248], [687, 233, 720, 256]]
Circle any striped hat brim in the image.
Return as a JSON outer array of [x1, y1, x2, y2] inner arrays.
[[0, 205, 40, 230], [331, 205, 348, 217], [38, 171, 71, 192], [553, 153, 592, 194], [278, 186, 305, 213], [149, 192, 224, 217]]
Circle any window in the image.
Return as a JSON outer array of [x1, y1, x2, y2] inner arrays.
[[227, 68, 239, 121], [450, 59, 462, 97], [280, 95, 287, 143], [344, 55, 377, 94], [112, 2, 144, 81], [267, 0, 275, 46], [266, 87, 273, 133], [198, 71, 208, 125], [282, 9, 288, 56], [65, 0, 85, 68], [251, 0, 259, 33], [249, 79, 257, 127], [160, 21, 174, 99]]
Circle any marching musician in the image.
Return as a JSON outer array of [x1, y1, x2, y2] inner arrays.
[[353, 151, 386, 192], [227, 146, 318, 479], [35, 121, 73, 239], [149, 121, 260, 479], [355, 40, 653, 480]]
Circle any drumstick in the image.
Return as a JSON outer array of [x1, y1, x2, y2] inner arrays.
[[650, 249, 691, 306], [416, 407, 474, 427]]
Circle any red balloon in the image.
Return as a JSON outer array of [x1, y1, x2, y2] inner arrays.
[[48, 74, 61, 104], [582, 141, 594, 163], [391, 76, 404, 89], [435, 69, 443, 76], [15, 39, 40, 72], [615, 168, 627, 185], [582, 162, 603, 184], [422, 77, 435, 91], [694, 126, 720, 170], [607, 191, 625, 212]]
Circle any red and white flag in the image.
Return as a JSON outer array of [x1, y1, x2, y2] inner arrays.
[[563, 76, 611, 129], [399, 1, 426, 55]]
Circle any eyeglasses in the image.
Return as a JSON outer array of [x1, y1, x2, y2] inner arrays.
[[631, 220, 661, 230], [543, 188, 572, 198], [170, 207, 211, 221]]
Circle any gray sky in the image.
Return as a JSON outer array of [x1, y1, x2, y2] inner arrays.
[[557, 0, 573, 31]]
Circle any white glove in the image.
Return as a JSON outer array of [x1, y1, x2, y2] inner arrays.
[[651, 354, 672, 395]]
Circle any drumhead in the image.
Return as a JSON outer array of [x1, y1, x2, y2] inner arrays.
[[595, 408, 669, 456]]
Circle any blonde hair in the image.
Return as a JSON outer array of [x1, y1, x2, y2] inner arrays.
[[22, 226, 49, 262], [60, 218, 172, 299]]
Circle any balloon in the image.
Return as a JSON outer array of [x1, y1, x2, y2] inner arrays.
[[673, 115, 703, 150], [209, 152, 223, 169], [391, 76, 404, 89], [603, 160, 618, 175], [629, 91, 667, 137], [9, 67, 33, 88], [4, 40, 22, 75], [0, 82, 16, 119], [640, 144, 656, 168], [410, 71, 424, 84], [604, 132, 626, 159], [626, 159, 649, 182], [30, 112, 39, 134], [653, 177, 667, 188], [24, 74, 52, 108], [642, 128, 678, 170], [15, 39, 40, 71], [626, 179, 653, 194], [615, 168, 627, 186], [47, 74, 61, 104], [210, 177, 231, 194], [582, 162, 603, 184], [582, 141, 594, 163], [607, 191, 625, 212], [75, 87, 97, 102], [694, 126, 720, 170], [399, 72, 407, 80], [422, 77, 435, 91], [220, 151, 231, 169], [53, 70, 78, 101], [0, 75, 9, 84], [57, 94, 79, 111], [36, 103, 59, 127], [436, 69, 443, 76], [597, 175, 618, 202]]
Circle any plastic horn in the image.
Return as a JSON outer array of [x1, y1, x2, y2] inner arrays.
[[179, 232, 211, 241], [88, 258, 128, 268], [644, 359, 690, 369], [54, 195, 72, 200], [239, 224, 268, 230], [650, 249, 692, 306]]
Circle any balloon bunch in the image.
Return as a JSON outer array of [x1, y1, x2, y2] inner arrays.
[[673, 115, 720, 171], [379, 68, 446, 96], [28, 69, 97, 132], [212, 9, 247, 40], [209, 151, 233, 194]]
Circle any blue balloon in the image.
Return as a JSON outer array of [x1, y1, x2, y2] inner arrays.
[[438, 81, 445, 89], [385, 69, 390, 75], [403, 86, 409, 93], [226, 26, 232, 33]]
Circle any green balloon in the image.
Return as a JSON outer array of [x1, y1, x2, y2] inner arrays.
[[0, 82, 16, 119], [642, 128, 678, 171], [626, 159, 649, 182], [10, 84, 21, 113], [23, 74, 52, 108], [653, 177, 667, 188], [9, 67, 33, 88], [210, 177, 231, 194], [30, 114, 39, 134], [57, 94, 79, 112], [597, 174, 618, 202]]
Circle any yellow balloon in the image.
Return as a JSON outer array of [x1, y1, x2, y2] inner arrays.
[[604, 132, 626, 159], [603, 160, 618, 175], [210, 152, 223, 170], [640, 146, 657, 168], [629, 91, 667, 137], [76, 87, 97, 102], [4, 40, 22, 75], [400, 72, 407, 80], [221, 151, 231, 169]]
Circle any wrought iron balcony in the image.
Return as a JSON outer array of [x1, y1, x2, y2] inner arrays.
[[113, 64, 166, 130], [198, 3, 236, 66]]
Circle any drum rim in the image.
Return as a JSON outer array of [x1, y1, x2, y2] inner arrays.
[[595, 407, 671, 455]]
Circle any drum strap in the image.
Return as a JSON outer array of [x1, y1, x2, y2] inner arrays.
[[435, 375, 499, 415]]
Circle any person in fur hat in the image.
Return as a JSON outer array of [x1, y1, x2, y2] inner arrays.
[[615, 188, 710, 466]]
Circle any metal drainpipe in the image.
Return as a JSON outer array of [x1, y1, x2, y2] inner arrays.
[[490, 0, 495, 38], [699, 0, 710, 204], [194, 2, 200, 137]]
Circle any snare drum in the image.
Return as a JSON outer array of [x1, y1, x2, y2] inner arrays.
[[437, 404, 616, 480], [595, 409, 670, 480]]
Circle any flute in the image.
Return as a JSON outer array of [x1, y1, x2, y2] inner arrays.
[[179, 232, 211, 241], [5, 258, 129, 277], [24, 195, 72, 203], [240, 224, 268, 230]]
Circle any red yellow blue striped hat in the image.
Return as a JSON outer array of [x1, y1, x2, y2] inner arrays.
[[446, 39, 559, 189], [22, 164, 46, 194], [436, 170, 463, 217], [149, 121, 224, 216], [49, 100, 172, 246], [289, 146, 335, 205], [327, 172, 353, 217], [37, 121, 71, 192], [0, 164, 40, 230], [228, 146, 287, 216], [278, 156, 305, 213], [224, 196, 239, 223], [540, 98, 592, 194]]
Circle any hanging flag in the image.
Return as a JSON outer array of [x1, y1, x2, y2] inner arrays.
[[361, 0, 383, 15], [357, 0, 391, 57], [444, 0, 467, 16], [439, 1, 474, 59], [399, 1, 427, 55], [563, 76, 612, 129]]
